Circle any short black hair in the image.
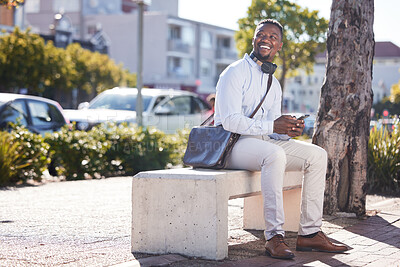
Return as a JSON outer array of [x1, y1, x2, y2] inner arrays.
[[257, 19, 283, 38]]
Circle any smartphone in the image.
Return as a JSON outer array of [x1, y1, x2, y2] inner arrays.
[[297, 114, 310, 120]]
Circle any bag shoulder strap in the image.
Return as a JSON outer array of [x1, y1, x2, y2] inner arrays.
[[201, 73, 273, 126], [249, 73, 273, 118]]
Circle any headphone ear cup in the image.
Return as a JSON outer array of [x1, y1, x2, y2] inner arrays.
[[261, 62, 277, 74], [250, 52, 277, 74]]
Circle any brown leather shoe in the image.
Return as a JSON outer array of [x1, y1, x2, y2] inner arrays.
[[265, 234, 295, 259], [296, 231, 349, 253]]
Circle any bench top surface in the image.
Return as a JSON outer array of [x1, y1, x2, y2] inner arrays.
[[134, 168, 244, 180], [134, 168, 303, 188]]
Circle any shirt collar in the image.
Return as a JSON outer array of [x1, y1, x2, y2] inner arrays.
[[244, 53, 262, 72]]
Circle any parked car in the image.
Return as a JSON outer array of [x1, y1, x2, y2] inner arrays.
[[64, 87, 211, 133], [373, 118, 399, 133], [0, 93, 69, 135], [370, 120, 377, 131], [303, 115, 316, 137]]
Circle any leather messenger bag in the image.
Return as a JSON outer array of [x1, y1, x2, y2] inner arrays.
[[183, 74, 273, 169]]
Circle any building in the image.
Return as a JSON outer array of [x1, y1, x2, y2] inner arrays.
[[0, 3, 24, 33], [371, 42, 400, 103], [0, 5, 13, 27], [8, 1, 400, 112], [284, 41, 400, 114], [24, 0, 238, 98]]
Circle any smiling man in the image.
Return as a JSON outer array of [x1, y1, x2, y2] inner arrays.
[[214, 19, 349, 260]]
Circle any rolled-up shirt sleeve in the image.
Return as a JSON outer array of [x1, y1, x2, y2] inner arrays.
[[215, 59, 281, 136]]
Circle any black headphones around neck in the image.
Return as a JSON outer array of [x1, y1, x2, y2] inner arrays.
[[250, 52, 277, 74]]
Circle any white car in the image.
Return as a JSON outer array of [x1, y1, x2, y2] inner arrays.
[[64, 87, 211, 133]]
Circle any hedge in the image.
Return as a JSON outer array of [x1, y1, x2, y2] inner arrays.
[[44, 123, 188, 180], [367, 117, 400, 195], [2, 119, 400, 196]]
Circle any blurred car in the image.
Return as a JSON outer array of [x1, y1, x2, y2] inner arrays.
[[303, 115, 316, 136], [370, 120, 377, 131], [374, 118, 399, 133], [0, 93, 69, 135], [64, 87, 211, 133]]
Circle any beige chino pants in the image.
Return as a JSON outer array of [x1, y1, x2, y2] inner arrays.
[[225, 135, 328, 240]]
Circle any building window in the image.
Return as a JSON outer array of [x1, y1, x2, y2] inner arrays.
[[25, 0, 40, 13], [169, 25, 181, 40], [200, 59, 212, 76], [54, 0, 79, 13], [201, 30, 213, 49], [294, 76, 302, 84], [182, 26, 194, 46], [167, 57, 193, 78], [83, 0, 122, 15], [217, 37, 231, 48], [169, 25, 194, 46], [87, 24, 98, 35]]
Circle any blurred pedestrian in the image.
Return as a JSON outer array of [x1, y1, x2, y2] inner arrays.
[[207, 94, 215, 112], [205, 93, 215, 117]]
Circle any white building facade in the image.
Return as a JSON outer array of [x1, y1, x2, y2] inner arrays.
[[284, 41, 400, 114], [22, 1, 400, 110], [24, 0, 238, 98]]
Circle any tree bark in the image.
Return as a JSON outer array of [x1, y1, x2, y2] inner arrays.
[[312, 0, 374, 216], [279, 57, 287, 92]]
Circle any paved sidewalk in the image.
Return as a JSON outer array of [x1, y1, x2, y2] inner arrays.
[[0, 177, 399, 266]]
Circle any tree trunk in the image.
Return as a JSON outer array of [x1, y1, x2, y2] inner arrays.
[[278, 51, 288, 92], [279, 61, 287, 92], [312, 0, 374, 216]]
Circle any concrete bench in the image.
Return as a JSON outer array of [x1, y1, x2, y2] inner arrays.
[[131, 168, 303, 260]]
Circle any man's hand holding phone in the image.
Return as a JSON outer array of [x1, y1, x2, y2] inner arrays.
[[274, 115, 306, 137], [297, 114, 310, 121]]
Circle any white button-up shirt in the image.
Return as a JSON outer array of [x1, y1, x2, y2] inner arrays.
[[214, 53, 282, 135]]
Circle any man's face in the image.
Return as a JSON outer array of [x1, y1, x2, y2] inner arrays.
[[252, 23, 283, 62]]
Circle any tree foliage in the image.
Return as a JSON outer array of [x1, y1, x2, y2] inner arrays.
[[390, 78, 400, 104], [0, 27, 136, 96], [235, 0, 328, 89], [0, 27, 47, 92], [43, 41, 77, 92]]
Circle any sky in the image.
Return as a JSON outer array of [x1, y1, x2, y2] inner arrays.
[[179, 0, 400, 47]]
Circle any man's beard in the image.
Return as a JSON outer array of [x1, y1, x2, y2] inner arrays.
[[255, 50, 272, 62]]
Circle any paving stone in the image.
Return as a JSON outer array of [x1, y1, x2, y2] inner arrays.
[[1, 177, 400, 266], [137, 254, 188, 266], [302, 259, 344, 267], [373, 230, 400, 244], [360, 241, 394, 253], [219, 256, 283, 267], [377, 213, 400, 224], [346, 244, 371, 252], [386, 250, 400, 259], [392, 219, 400, 227], [344, 235, 380, 246], [363, 257, 400, 267], [346, 260, 371, 266], [328, 230, 360, 241], [330, 251, 370, 263], [374, 247, 400, 256]]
